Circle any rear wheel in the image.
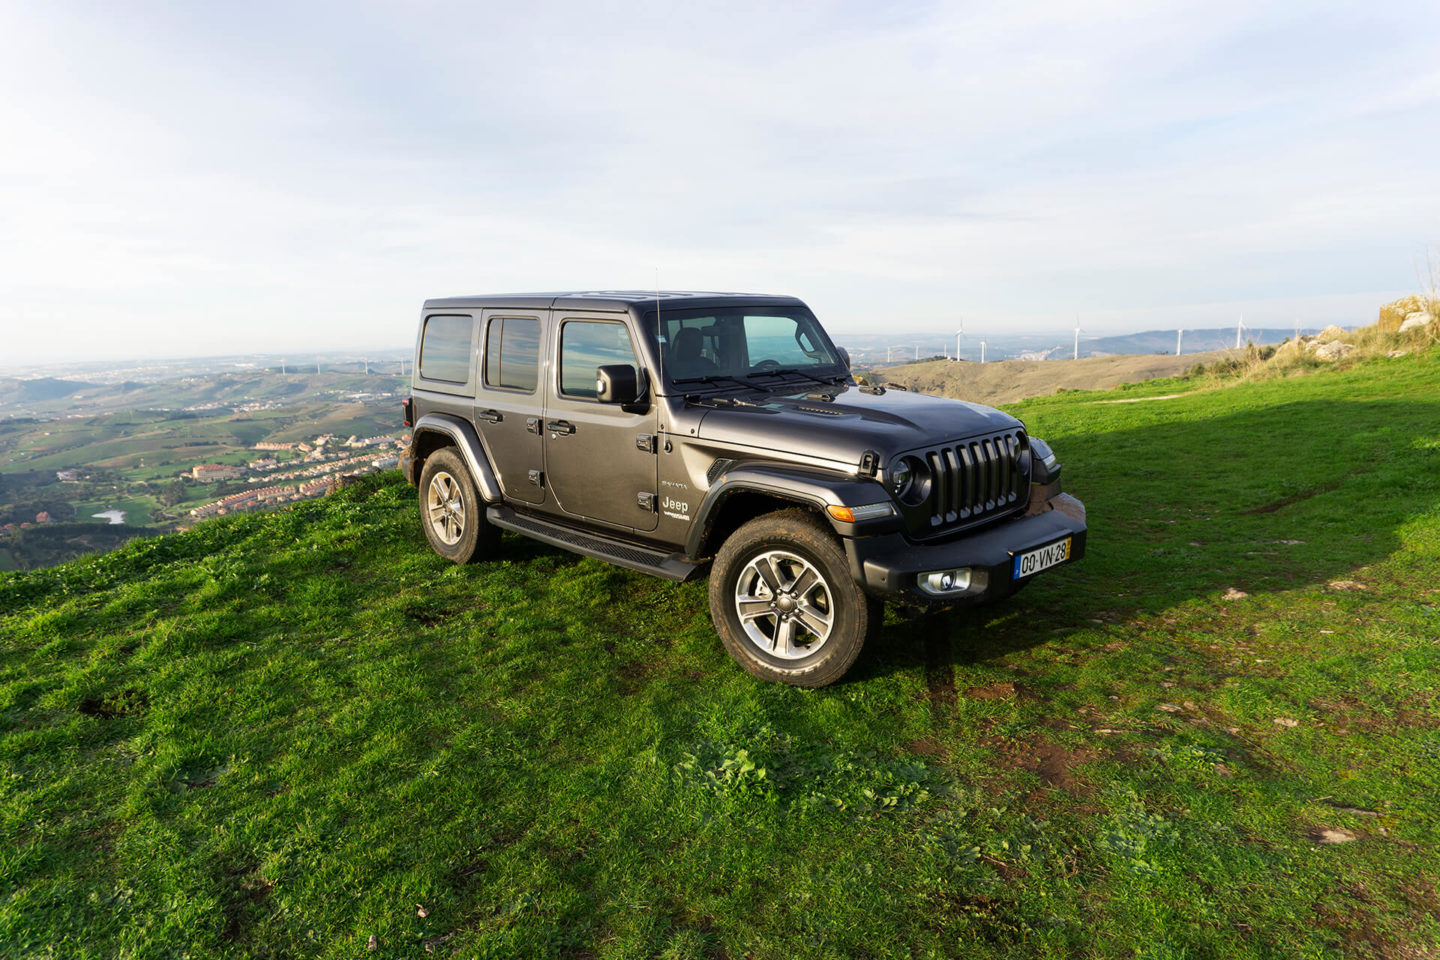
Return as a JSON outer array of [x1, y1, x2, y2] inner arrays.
[[418, 447, 498, 564], [709, 509, 881, 687]]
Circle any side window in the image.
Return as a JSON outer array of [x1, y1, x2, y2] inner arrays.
[[419, 315, 474, 383], [483, 317, 541, 392], [560, 321, 638, 399]]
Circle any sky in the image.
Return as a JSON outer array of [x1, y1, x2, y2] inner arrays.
[[2, 0, 1438, 363]]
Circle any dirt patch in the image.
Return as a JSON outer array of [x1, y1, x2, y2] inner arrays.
[[402, 602, 461, 626], [78, 687, 149, 719], [1094, 393, 1184, 404], [220, 862, 274, 944], [615, 658, 651, 696], [1243, 477, 1347, 515], [907, 738, 948, 758], [992, 737, 1098, 795], [965, 681, 1016, 701]]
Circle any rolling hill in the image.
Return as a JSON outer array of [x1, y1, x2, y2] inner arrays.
[[869, 348, 1241, 407], [2, 346, 1438, 958]]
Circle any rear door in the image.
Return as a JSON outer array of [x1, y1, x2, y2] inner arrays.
[[475, 310, 547, 504], [542, 313, 659, 532]]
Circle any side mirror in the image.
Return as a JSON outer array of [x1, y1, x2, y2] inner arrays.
[[596, 364, 640, 404], [837, 347, 851, 370]]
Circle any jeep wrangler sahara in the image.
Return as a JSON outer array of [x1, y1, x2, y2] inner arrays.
[[400, 292, 1086, 687]]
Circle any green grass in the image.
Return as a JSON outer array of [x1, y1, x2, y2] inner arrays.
[[2, 350, 1439, 958], [72, 497, 156, 527]]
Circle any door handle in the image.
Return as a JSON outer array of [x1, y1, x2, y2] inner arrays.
[[546, 420, 575, 436], [477, 409, 503, 423]]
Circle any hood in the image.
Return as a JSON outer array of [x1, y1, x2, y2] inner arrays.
[[693, 383, 1022, 465]]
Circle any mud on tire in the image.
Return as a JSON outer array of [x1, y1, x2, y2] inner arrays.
[[418, 447, 499, 564]]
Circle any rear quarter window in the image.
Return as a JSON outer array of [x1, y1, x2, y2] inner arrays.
[[420, 315, 474, 383]]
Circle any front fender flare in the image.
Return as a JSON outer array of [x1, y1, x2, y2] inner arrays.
[[685, 462, 897, 558], [411, 413, 502, 503]]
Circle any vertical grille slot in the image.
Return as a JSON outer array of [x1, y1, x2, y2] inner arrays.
[[928, 451, 949, 523]]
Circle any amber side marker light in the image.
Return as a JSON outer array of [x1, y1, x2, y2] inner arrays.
[[826, 502, 895, 523]]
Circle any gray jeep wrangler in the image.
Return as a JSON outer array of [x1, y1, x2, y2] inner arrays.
[[400, 291, 1086, 687]]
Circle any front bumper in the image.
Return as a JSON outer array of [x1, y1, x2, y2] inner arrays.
[[844, 492, 1087, 602]]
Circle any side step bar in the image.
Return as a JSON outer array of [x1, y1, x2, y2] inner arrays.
[[487, 505, 703, 582]]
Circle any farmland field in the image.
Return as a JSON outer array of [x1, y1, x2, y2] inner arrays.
[[0, 371, 406, 570], [1, 349, 1438, 958]]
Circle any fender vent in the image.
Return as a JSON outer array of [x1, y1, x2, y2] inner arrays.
[[706, 459, 734, 486]]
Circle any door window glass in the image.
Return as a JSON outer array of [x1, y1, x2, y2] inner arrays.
[[742, 314, 826, 368], [483, 317, 541, 392], [560, 321, 638, 399], [419, 315, 473, 383]]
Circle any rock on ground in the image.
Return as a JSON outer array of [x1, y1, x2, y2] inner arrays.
[[1310, 340, 1355, 362]]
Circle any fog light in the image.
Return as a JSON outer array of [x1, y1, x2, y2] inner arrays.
[[919, 567, 972, 596]]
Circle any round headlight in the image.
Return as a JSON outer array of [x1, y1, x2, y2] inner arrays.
[[889, 459, 912, 496], [887, 456, 930, 505]]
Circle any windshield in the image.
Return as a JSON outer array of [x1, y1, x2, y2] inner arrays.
[[651, 306, 845, 391]]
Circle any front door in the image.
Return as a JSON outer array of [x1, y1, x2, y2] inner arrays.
[[474, 310, 547, 505], [543, 314, 659, 532]]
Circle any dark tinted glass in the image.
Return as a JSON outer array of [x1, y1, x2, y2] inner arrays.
[[420, 315, 473, 383], [560, 321, 637, 399], [483, 317, 540, 392]]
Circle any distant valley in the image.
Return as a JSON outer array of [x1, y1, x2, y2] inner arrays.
[[0, 369, 408, 571]]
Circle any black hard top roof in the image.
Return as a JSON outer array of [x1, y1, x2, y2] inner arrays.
[[422, 290, 807, 313]]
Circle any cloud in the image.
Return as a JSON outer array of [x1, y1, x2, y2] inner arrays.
[[1, 0, 1437, 361]]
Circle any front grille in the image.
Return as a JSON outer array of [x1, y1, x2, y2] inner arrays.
[[920, 429, 1028, 533]]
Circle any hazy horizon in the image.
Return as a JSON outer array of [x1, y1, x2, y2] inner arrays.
[[3, 1, 1437, 363]]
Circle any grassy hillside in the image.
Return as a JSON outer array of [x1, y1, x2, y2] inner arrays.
[[873, 348, 1245, 407], [2, 349, 1439, 958]]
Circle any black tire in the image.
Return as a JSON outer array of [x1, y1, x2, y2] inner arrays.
[[418, 447, 499, 564], [709, 509, 882, 687]]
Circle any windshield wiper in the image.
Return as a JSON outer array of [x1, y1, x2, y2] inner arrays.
[[745, 368, 845, 387], [671, 374, 760, 391]]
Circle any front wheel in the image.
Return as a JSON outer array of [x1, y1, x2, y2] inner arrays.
[[709, 509, 882, 687], [418, 447, 499, 564]]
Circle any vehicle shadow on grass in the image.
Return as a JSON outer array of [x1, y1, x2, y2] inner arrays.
[[849, 397, 1440, 686]]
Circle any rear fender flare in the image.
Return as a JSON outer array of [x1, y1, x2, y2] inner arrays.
[[410, 413, 502, 503]]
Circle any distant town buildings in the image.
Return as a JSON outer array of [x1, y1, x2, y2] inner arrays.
[[181, 431, 408, 523], [346, 434, 398, 448], [191, 463, 246, 482], [55, 470, 79, 482], [35, 511, 53, 524]]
